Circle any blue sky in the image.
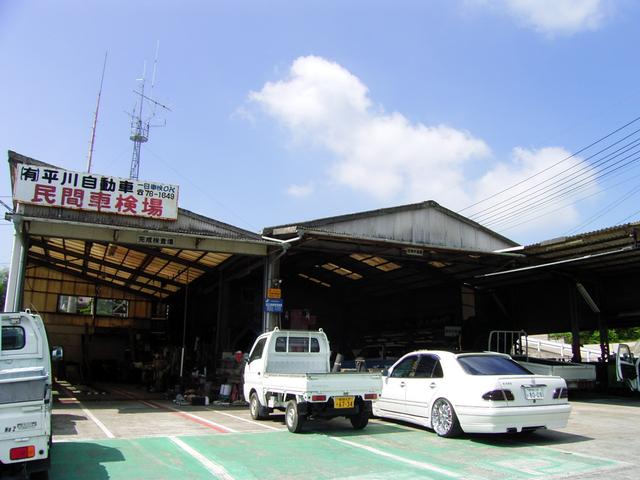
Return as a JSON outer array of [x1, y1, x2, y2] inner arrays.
[[2, 0, 640, 267]]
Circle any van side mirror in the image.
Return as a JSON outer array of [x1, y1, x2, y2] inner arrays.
[[51, 346, 64, 362]]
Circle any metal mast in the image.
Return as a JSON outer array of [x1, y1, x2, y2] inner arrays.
[[128, 42, 170, 180], [87, 52, 108, 173]]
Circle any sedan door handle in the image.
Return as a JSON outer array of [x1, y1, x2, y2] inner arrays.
[[400, 382, 406, 387], [429, 382, 437, 389]]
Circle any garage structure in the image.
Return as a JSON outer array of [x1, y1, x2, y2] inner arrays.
[[5, 151, 274, 384], [262, 201, 528, 355], [475, 224, 640, 365], [5, 150, 640, 391], [263, 203, 640, 381]]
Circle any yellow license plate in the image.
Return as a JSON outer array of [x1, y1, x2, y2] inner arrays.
[[334, 396, 355, 409]]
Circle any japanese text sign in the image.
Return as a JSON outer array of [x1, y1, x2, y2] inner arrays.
[[13, 163, 179, 220]]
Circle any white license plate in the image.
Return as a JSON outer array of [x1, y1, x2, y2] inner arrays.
[[524, 387, 544, 400], [334, 396, 355, 409]]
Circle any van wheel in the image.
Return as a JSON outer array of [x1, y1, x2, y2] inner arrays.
[[350, 409, 369, 430], [249, 392, 269, 420], [285, 400, 304, 433]]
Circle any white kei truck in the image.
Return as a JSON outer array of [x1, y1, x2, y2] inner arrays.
[[243, 328, 382, 433], [1, 311, 60, 479]]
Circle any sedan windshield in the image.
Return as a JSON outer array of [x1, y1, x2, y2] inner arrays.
[[457, 355, 532, 375]]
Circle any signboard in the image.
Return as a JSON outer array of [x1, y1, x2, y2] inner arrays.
[[13, 162, 179, 220], [267, 288, 282, 299], [444, 326, 462, 338], [137, 235, 176, 247], [264, 298, 283, 313]]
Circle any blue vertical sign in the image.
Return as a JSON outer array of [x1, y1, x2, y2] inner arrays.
[[265, 298, 283, 313]]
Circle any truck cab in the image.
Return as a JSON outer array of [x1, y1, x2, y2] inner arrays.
[[244, 328, 382, 432], [1, 311, 58, 479]]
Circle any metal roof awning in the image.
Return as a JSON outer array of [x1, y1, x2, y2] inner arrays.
[[7, 151, 277, 301], [474, 223, 640, 286]]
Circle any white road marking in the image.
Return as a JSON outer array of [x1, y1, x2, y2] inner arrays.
[[537, 445, 633, 466], [213, 411, 283, 431], [79, 401, 115, 439], [169, 436, 234, 480], [331, 437, 461, 478]]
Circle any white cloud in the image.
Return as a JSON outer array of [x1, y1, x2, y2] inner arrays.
[[248, 56, 598, 238], [250, 56, 490, 205], [287, 183, 314, 197], [487, 0, 609, 35]]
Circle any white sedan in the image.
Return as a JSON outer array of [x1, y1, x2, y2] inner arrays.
[[372, 350, 571, 437]]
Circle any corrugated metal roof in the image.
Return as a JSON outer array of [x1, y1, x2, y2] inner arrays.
[[264, 200, 517, 252], [7, 150, 270, 300]]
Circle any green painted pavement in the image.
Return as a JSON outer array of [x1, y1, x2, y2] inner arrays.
[[51, 437, 217, 479], [327, 425, 619, 479], [50, 424, 622, 480]]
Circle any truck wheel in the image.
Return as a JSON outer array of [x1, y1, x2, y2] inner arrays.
[[249, 392, 269, 420], [350, 409, 369, 430], [285, 400, 304, 433]]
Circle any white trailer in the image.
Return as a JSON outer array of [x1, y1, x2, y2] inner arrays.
[[488, 331, 596, 390], [1, 311, 60, 479], [243, 328, 382, 433]]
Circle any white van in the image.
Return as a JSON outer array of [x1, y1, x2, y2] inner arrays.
[[1, 311, 60, 479]]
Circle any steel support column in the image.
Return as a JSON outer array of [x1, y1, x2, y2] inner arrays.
[[4, 216, 27, 312]]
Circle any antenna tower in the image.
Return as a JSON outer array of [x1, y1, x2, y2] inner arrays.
[[128, 41, 171, 180]]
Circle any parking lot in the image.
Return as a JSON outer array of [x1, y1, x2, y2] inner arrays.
[[42, 385, 640, 480]]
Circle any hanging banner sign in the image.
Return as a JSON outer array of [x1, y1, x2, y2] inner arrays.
[[13, 163, 179, 220]]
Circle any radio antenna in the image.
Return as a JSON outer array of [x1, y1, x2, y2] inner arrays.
[[128, 41, 170, 180], [87, 51, 108, 173]]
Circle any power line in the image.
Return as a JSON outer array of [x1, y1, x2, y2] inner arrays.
[[564, 183, 640, 235], [470, 131, 640, 223], [495, 169, 640, 232], [479, 144, 640, 227], [486, 152, 640, 230], [459, 114, 640, 214]]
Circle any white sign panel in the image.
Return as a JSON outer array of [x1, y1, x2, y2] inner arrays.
[[13, 163, 179, 220]]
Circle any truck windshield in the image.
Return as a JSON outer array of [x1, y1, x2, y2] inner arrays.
[[1, 326, 26, 351], [457, 355, 531, 375]]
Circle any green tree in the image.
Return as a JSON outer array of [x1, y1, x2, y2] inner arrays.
[[550, 328, 640, 344]]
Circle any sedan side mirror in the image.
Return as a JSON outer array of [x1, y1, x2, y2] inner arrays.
[[382, 367, 389, 377], [51, 346, 64, 362]]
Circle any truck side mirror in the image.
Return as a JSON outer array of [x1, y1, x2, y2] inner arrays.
[[51, 346, 64, 362]]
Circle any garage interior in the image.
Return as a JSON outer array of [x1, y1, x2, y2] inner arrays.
[[6, 151, 640, 396]]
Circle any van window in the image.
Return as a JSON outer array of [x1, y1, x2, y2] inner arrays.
[[275, 336, 287, 352], [249, 338, 266, 362], [1, 326, 25, 351]]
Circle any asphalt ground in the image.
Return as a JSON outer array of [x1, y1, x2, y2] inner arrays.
[[6, 386, 640, 479]]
